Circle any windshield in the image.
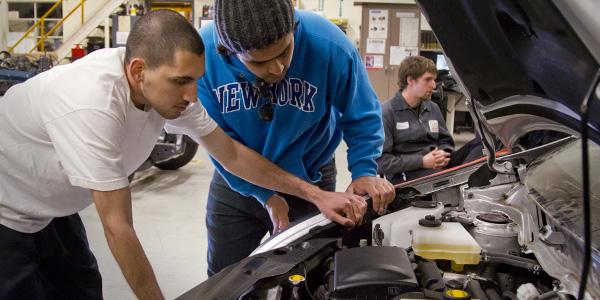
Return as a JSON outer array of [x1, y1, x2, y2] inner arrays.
[[525, 139, 600, 249]]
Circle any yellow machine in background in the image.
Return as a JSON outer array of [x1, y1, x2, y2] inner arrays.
[[150, 1, 193, 23]]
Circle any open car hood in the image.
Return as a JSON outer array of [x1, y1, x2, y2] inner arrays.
[[417, 0, 600, 148]]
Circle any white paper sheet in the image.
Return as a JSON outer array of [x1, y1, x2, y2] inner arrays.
[[366, 38, 386, 54], [373, 55, 384, 68], [116, 32, 129, 45], [399, 17, 419, 47], [390, 46, 418, 65], [396, 12, 416, 18], [368, 9, 388, 39], [365, 55, 384, 69]]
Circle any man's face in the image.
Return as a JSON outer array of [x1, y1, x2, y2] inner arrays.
[[140, 50, 205, 119], [237, 32, 294, 84], [407, 71, 437, 101]]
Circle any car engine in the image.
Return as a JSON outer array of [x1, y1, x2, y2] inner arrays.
[[183, 141, 599, 300], [233, 183, 576, 300]]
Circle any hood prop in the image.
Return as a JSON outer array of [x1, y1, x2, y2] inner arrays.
[[469, 100, 514, 174]]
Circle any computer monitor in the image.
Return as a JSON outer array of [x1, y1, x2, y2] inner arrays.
[[436, 54, 449, 71]]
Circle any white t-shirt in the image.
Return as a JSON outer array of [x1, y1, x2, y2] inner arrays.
[[0, 48, 217, 233]]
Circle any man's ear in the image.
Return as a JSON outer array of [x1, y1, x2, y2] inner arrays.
[[406, 75, 415, 87], [128, 58, 146, 82]]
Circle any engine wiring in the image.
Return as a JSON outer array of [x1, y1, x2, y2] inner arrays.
[[577, 68, 600, 300], [303, 262, 316, 300]]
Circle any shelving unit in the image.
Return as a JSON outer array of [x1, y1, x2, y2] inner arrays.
[[419, 30, 441, 52], [420, 49, 443, 52], [419, 29, 445, 69], [151, 1, 193, 23]]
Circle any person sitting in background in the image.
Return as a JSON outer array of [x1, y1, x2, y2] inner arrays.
[[377, 56, 482, 183]]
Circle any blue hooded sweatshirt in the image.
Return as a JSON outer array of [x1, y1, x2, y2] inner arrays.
[[197, 10, 383, 205]]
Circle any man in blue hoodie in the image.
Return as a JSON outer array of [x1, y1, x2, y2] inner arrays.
[[198, 0, 395, 275]]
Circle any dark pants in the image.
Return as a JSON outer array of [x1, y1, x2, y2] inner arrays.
[[397, 137, 484, 183], [206, 160, 337, 276], [0, 214, 102, 300]]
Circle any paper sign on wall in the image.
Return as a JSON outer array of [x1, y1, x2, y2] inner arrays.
[[389, 46, 418, 65], [368, 9, 388, 39], [396, 12, 416, 18], [116, 32, 129, 45], [365, 55, 384, 69], [366, 38, 386, 54], [399, 17, 419, 47]]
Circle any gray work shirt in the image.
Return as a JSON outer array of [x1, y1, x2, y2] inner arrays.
[[376, 91, 454, 180]]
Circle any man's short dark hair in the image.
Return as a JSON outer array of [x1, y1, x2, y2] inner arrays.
[[398, 56, 437, 91], [125, 10, 204, 69]]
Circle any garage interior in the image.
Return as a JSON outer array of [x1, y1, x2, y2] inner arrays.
[[2, 0, 598, 299]]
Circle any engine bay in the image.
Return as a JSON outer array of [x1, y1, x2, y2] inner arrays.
[[179, 148, 598, 300], [229, 186, 570, 300]]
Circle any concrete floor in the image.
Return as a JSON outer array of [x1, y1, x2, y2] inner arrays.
[[80, 132, 474, 299], [80, 143, 354, 299]]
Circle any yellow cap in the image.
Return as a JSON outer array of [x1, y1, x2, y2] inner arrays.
[[288, 274, 305, 285]]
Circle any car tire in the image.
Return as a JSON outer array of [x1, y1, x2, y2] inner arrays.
[[153, 136, 199, 170]]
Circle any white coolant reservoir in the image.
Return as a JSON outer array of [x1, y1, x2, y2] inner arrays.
[[372, 201, 444, 248], [412, 219, 481, 271]]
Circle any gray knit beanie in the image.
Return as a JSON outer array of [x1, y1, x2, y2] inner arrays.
[[215, 0, 295, 53]]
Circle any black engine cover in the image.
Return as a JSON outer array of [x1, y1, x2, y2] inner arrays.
[[332, 246, 419, 299]]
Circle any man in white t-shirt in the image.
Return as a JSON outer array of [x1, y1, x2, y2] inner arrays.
[[0, 10, 367, 300]]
